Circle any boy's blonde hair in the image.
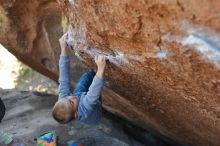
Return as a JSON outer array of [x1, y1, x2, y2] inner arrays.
[[52, 99, 76, 124]]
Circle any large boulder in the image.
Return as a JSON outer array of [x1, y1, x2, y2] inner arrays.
[[0, 0, 220, 146]]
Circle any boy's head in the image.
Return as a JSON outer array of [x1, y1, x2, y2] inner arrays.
[[52, 96, 78, 124]]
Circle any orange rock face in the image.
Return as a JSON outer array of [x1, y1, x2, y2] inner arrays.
[[0, 0, 220, 146], [0, 0, 62, 81]]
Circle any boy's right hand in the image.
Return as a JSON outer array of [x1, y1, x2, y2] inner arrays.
[[95, 55, 106, 78]]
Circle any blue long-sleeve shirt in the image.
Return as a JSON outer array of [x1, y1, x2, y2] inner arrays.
[[58, 56, 103, 125]]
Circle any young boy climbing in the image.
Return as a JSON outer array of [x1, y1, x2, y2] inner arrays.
[[52, 33, 106, 125]]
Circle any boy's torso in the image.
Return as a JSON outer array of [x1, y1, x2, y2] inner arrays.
[[72, 92, 102, 125]]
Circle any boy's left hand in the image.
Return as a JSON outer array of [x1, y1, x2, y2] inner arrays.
[[59, 33, 68, 56]]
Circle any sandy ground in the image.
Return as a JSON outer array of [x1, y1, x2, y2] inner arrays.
[[0, 89, 169, 146]]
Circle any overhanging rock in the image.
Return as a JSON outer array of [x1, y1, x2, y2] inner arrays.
[[0, 0, 220, 146]]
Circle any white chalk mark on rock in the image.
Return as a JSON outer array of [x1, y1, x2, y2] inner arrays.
[[162, 22, 220, 68], [182, 34, 220, 68], [127, 54, 145, 61], [84, 47, 102, 57], [83, 47, 131, 67], [156, 49, 168, 59], [145, 47, 169, 60], [68, 0, 75, 5], [74, 51, 85, 62], [106, 52, 130, 67]]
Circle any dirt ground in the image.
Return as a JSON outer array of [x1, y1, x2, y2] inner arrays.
[[0, 89, 184, 146]]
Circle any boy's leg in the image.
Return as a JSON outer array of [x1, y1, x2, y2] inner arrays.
[[73, 69, 96, 95]]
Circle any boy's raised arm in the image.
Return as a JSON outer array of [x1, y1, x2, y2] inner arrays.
[[83, 55, 106, 110], [58, 33, 71, 99]]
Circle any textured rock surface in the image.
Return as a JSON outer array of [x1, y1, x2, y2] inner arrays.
[[0, 0, 220, 146], [0, 0, 62, 81]]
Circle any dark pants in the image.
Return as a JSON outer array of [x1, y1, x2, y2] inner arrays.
[[0, 98, 6, 122], [73, 69, 96, 96]]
